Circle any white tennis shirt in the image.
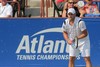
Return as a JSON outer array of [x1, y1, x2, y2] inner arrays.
[[62, 17, 90, 51], [0, 3, 12, 17]]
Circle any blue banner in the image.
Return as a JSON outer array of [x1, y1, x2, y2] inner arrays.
[[0, 18, 100, 67]]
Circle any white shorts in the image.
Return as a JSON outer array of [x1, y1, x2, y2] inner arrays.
[[69, 44, 90, 57]]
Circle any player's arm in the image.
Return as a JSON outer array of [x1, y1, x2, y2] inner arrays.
[[77, 21, 88, 39], [63, 31, 73, 45], [77, 29, 88, 39]]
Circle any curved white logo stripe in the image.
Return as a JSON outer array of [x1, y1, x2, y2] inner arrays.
[[31, 27, 62, 37]]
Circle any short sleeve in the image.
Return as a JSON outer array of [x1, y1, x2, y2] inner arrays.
[[6, 5, 13, 16], [79, 21, 86, 31], [62, 21, 67, 32]]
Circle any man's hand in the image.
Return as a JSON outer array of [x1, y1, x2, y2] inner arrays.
[[67, 39, 73, 45]]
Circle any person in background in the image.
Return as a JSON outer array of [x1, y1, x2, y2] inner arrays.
[[56, 0, 67, 10], [0, 0, 1, 3], [11, 0, 25, 17], [62, 0, 80, 17], [82, 0, 99, 16], [0, 0, 13, 17]]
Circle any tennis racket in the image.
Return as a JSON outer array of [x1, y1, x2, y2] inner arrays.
[[74, 36, 78, 49], [71, 36, 78, 49]]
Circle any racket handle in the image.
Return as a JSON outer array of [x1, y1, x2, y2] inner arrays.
[[75, 37, 78, 49]]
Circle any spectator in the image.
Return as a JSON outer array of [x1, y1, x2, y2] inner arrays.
[[77, 0, 86, 17], [0, 0, 1, 6], [56, 0, 67, 10], [62, 0, 80, 17], [82, 0, 99, 16], [0, 0, 13, 17], [12, 0, 25, 17]]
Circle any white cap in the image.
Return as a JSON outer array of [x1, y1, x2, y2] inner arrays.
[[68, 8, 76, 14]]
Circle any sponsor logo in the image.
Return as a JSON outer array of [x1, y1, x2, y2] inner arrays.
[[16, 27, 67, 54], [15, 27, 80, 60]]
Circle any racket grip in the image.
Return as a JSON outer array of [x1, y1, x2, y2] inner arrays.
[[75, 37, 78, 49]]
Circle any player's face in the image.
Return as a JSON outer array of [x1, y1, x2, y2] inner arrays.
[[67, 12, 76, 20]]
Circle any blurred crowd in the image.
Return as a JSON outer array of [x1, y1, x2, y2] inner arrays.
[[0, 0, 100, 18], [55, 0, 100, 17], [0, 0, 26, 18]]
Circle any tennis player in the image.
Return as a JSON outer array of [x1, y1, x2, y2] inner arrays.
[[62, 8, 92, 67]]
